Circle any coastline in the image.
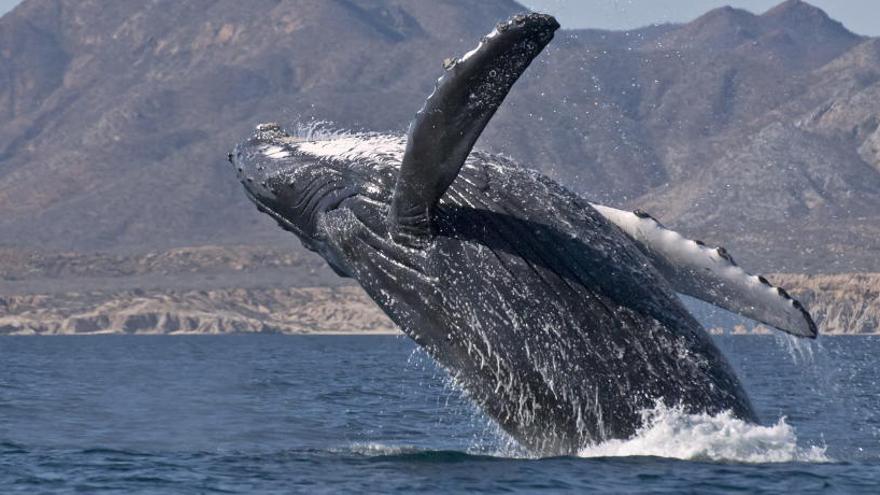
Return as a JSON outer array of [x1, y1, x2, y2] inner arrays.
[[1, 247, 877, 336], [2, 278, 878, 336], [0, 328, 403, 336]]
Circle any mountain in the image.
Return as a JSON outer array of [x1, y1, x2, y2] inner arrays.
[[0, 0, 522, 250], [1, 0, 879, 276]]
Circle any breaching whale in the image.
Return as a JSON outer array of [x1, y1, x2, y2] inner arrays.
[[228, 13, 817, 455]]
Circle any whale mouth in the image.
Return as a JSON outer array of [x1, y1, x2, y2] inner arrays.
[[240, 185, 309, 239]]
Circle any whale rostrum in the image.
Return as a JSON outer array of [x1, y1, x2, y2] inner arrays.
[[229, 13, 817, 455]]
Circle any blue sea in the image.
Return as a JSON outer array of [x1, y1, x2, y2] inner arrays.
[[1, 334, 878, 494]]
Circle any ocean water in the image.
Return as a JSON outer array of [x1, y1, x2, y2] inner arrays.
[[1, 335, 878, 494]]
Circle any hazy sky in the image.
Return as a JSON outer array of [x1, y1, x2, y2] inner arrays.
[[522, 0, 877, 35], [0, 0, 876, 36], [0, 0, 15, 17]]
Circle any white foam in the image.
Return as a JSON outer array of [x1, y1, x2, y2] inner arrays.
[[347, 442, 419, 456], [578, 403, 829, 463]]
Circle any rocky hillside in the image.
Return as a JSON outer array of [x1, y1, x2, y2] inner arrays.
[[769, 273, 880, 335], [0, 244, 339, 291], [0, 0, 520, 252], [0, 286, 396, 335], [705, 273, 880, 335], [0, 244, 392, 335], [1, 258, 876, 334], [0, 0, 879, 274]]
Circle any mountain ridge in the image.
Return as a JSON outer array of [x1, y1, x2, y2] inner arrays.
[[0, 0, 878, 274]]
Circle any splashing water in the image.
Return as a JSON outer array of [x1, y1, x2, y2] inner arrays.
[[405, 345, 832, 464], [347, 443, 423, 457], [347, 402, 830, 464], [578, 403, 829, 463], [774, 332, 818, 365]]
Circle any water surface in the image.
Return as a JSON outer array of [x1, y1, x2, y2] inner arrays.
[[1, 335, 878, 493]]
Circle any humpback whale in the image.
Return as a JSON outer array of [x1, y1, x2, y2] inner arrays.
[[228, 13, 817, 455]]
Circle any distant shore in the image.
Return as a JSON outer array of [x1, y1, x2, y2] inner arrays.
[[1, 246, 877, 336]]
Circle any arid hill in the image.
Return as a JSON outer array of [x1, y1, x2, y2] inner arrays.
[[1, 0, 879, 273], [1, 1, 879, 335], [0, 245, 875, 335]]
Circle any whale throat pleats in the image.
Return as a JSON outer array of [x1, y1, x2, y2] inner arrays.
[[590, 203, 818, 339], [389, 13, 560, 245]]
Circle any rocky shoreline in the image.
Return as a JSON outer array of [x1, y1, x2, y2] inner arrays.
[[0, 245, 395, 335], [2, 274, 877, 336], [0, 246, 877, 336], [0, 287, 396, 336], [763, 273, 880, 335]]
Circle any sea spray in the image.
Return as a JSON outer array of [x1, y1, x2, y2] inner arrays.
[[346, 403, 829, 463], [774, 332, 818, 365], [578, 402, 829, 463], [405, 344, 515, 455]]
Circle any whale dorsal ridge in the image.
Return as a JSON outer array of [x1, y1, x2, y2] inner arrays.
[[389, 13, 559, 245]]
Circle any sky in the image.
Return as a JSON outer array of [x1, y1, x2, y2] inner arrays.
[[0, 0, 15, 16], [522, 0, 878, 36], [0, 0, 876, 36]]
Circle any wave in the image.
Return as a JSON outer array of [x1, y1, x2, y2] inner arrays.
[[345, 443, 500, 463], [578, 403, 829, 463], [348, 443, 424, 457], [343, 403, 829, 464]]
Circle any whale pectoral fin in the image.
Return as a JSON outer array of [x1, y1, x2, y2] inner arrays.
[[389, 13, 559, 245], [591, 203, 819, 339]]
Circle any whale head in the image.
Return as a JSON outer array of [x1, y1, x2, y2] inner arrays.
[[229, 122, 404, 245], [229, 122, 355, 244]]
